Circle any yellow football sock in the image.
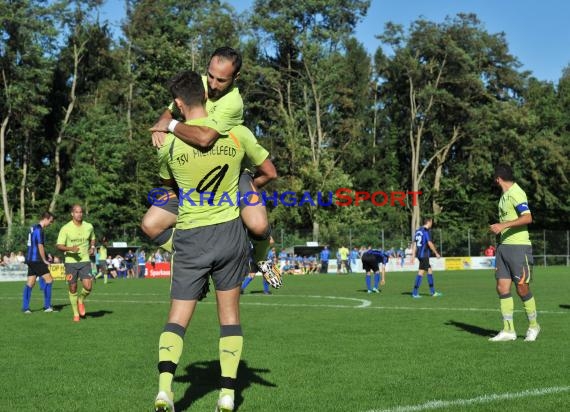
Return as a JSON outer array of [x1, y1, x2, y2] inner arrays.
[[522, 294, 538, 328], [158, 330, 184, 394], [499, 294, 515, 332], [219, 325, 243, 399], [78, 288, 91, 304], [69, 291, 79, 316]]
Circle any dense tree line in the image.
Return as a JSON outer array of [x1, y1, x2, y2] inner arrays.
[[1, 0, 568, 255]]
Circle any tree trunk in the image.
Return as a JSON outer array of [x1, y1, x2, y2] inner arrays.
[[49, 41, 85, 213], [407, 55, 447, 238], [19, 134, 29, 223], [313, 221, 319, 243], [1, 70, 13, 238], [432, 126, 461, 218], [1, 112, 12, 238]]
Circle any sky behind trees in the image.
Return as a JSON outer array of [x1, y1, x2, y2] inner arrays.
[[100, 0, 570, 83]]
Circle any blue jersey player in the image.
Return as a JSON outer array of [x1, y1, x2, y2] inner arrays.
[[411, 217, 442, 298], [361, 248, 389, 294], [22, 212, 55, 313]]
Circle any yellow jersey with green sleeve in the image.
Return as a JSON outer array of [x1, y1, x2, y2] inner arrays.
[[498, 182, 531, 245], [56, 221, 96, 263], [167, 119, 269, 229], [158, 133, 176, 181], [203, 76, 243, 135], [159, 76, 244, 182]]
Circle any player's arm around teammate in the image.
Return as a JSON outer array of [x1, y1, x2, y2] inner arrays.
[[142, 47, 278, 285]]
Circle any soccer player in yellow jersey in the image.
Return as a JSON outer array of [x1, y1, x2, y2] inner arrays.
[[489, 164, 540, 342], [145, 47, 278, 286], [153, 70, 273, 412], [56, 204, 96, 322]]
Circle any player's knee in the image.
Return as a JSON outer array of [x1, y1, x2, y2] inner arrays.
[[140, 217, 155, 238], [515, 283, 529, 297]]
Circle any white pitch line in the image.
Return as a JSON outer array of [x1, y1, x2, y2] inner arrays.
[[0, 295, 568, 314], [365, 386, 570, 412]]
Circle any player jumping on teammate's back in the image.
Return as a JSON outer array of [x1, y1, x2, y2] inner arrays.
[[145, 47, 279, 295], [154, 70, 273, 412]]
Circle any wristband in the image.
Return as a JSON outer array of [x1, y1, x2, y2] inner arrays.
[[168, 119, 179, 133]]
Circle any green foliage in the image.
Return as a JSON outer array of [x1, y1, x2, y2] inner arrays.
[[1, 3, 568, 253]]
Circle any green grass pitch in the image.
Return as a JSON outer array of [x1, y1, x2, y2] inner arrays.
[[0, 267, 568, 411]]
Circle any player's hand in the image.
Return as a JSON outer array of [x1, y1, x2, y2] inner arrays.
[[70, 245, 80, 252], [489, 223, 504, 235], [150, 119, 171, 147], [380, 279, 386, 286], [151, 130, 168, 147], [435, 252, 441, 258]]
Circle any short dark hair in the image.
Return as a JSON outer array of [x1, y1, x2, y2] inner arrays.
[[168, 70, 205, 107], [210, 47, 242, 77], [423, 217, 433, 225], [41, 211, 54, 220], [494, 164, 514, 181]]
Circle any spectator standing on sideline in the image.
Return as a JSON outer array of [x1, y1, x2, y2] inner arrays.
[[320, 246, 330, 273], [338, 245, 350, 273], [138, 249, 146, 278], [349, 247, 359, 272], [125, 249, 136, 278]]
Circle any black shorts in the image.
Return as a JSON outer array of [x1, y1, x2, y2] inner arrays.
[[27, 262, 50, 277], [361, 254, 379, 272], [64, 262, 92, 284], [418, 257, 431, 271], [155, 189, 179, 215], [495, 244, 533, 283], [238, 171, 257, 210], [171, 218, 249, 300]]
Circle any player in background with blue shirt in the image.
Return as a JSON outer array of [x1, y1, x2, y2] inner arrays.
[[411, 217, 442, 298], [361, 248, 389, 293], [22, 212, 55, 313]]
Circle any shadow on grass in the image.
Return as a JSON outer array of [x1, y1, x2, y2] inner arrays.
[[559, 304, 570, 310], [174, 360, 276, 411], [85, 310, 113, 318], [52, 303, 69, 311], [445, 320, 497, 337]]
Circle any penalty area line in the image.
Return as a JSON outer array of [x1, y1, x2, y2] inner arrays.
[[364, 386, 570, 412]]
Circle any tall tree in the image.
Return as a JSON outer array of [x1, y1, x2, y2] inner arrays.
[[375, 14, 525, 237], [247, 0, 371, 239], [0, 0, 62, 242]]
